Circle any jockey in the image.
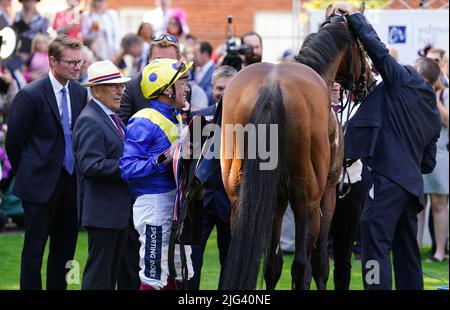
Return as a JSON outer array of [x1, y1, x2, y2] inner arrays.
[[119, 58, 193, 290]]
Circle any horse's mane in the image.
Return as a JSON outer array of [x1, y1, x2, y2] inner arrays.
[[295, 23, 353, 77]]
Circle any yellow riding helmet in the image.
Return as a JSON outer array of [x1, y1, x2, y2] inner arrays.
[[141, 58, 193, 99]]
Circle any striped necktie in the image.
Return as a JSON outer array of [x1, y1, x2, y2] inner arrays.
[[110, 114, 125, 140]]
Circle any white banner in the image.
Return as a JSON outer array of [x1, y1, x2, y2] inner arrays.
[[308, 9, 449, 65]]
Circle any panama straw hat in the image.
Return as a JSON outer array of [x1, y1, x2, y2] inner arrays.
[[80, 60, 131, 87], [141, 58, 192, 99]]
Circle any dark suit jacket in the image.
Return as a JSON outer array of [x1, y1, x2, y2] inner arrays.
[[197, 64, 216, 106], [6, 75, 87, 204], [344, 14, 441, 207], [192, 102, 230, 223], [73, 100, 132, 229], [191, 104, 216, 119], [118, 73, 150, 124]]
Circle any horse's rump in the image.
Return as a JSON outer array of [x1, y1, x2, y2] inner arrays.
[[219, 62, 331, 289]]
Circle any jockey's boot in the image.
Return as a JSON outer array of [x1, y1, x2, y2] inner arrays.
[[175, 280, 188, 290], [160, 276, 177, 290]]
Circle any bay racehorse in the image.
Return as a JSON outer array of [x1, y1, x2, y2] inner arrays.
[[219, 4, 368, 290]]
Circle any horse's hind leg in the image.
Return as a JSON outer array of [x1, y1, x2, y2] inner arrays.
[[264, 200, 288, 290], [291, 199, 320, 290], [311, 184, 336, 290]]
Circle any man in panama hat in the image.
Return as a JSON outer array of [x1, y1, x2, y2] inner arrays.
[[73, 60, 133, 290]]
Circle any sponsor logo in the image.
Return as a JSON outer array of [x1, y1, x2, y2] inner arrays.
[[388, 26, 406, 44], [145, 225, 162, 280]]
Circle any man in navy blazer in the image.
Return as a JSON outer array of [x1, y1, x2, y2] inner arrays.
[[332, 3, 441, 290], [73, 60, 133, 290], [6, 35, 88, 290], [194, 41, 216, 106], [189, 65, 237, 289]]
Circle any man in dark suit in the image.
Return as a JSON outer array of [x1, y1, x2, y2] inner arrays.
[[332, 3, 441, 290], [189, 65, 237, 289], [118, 35, 181, 124], [193, 41, 215, 106], [73, 60, 133, 290], [6, 35, 88, 290], [116, 34, 181, 290]]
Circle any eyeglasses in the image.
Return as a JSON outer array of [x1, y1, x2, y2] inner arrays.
[[99, 83, 126, 91], [153, 34, 178, 44], [58, 59, 86, 67]]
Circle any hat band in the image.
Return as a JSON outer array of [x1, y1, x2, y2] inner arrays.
[[89, 72, 122, 83]]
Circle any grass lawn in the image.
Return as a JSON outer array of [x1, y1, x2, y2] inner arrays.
[[0, 229, 448, 290]]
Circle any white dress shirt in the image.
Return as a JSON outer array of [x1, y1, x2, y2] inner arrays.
[[195, 60, 214, 84], [48, 71, 72, 126]]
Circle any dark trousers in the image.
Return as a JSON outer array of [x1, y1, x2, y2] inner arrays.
[[82, 226, 127, 290], [0, 209, 7, 231], [117, 215, 140, 290], [330, 181, 363, 290], [361, 173, 423, 290], [190, 201, 231, 290], [20, 170, 78, 290]]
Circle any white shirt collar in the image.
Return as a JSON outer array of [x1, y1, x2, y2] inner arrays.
[[200, 60, 214, 74], [92, 98, 115, 116], [48, 71, 69, 95]]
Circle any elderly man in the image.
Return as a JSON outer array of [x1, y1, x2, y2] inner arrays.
[[73, 60, 132, 290]]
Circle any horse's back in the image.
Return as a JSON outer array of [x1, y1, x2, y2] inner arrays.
[[222, 62, 329, 126]]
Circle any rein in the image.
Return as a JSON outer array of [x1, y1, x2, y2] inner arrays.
[[323, 13, 372, 198]]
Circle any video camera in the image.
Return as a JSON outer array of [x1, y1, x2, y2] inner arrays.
[[222, 16, 253, 71]]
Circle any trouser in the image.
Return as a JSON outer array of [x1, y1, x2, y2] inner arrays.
[[0, 209, 7, 231], [133, 190, 193, 290], [117, 214, 140, 290], [361, 173, 423, 290], [20, 170, 78, 290], [82, 226, 127, 290], [330, 181, 363, 290], [190, 200, 231, 290]]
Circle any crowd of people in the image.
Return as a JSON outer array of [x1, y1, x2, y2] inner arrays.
[[0, 0, 448, 291]]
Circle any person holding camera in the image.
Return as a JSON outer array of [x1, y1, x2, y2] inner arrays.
[[241, 31, 263, 66]]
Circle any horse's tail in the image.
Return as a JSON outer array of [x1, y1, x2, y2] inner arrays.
[[221, 83, 288, 290]]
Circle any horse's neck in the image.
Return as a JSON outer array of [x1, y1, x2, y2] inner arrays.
[[323, 51, 347, 90]]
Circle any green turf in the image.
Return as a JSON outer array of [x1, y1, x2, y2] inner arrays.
[[0, 230, 448, 290]]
